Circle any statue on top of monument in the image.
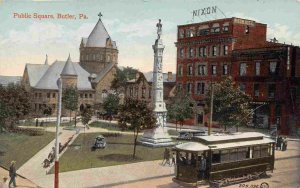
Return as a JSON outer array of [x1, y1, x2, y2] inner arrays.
[[156, 19, 162, 39]]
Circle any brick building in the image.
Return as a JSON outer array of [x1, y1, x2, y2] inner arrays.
[[176, 17, 300, 134], [124, 71, 176, 105]]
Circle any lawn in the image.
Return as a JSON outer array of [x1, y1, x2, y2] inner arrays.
[[89, 121, 123, 131], [0, 132, 55, 169], [55, 132, 169, 172]]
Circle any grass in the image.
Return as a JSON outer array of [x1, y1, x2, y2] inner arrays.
[[53, 132, 168, 173], [89, 121, 124, 131], [0, 132, 55, 169]]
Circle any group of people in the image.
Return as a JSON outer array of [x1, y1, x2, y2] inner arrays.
[[1, 161, 17, 188], [276, 136, 288, 151], [162, 148, 176, 166]]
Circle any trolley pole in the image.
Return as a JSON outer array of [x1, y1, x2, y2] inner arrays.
[[55, 78, 62, 188], [209, 84, 214, 136]]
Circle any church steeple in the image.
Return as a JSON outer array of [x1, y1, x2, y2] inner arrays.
[[44, 54, 48, 65], [61, 54, 77, 76]]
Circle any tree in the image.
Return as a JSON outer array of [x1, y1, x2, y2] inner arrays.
[[118, 98, 156, 159], [205, 77, 253, 131], [62, 87, 79, 123], [167, 89, 194, 130], [111, 67, 138, 92], [81, 106, 93, 126], [0, 83, 31, 129], [103, 93, 120, 120]]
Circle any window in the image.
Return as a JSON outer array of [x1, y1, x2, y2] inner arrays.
[[89, 94, 93, 98], [179, 48, 184, 58], [269, 62, 278, 75], [229, 149, 238, 162], [197, 113, 203, 124], [237, 148, 247, 160], [189, 48, 194, 58], [129, 87, 133, 97], [179, 30, 184, 38], [198, 47, 207, 57], [186, 29, 194, 37], [107, 55, 111, 61], [187, 83, 192, 94], [261, 145, 270, 157], [255, 62, 260, 76], [221, 150, 230, 162], [211, 27, 220, 33], [47, 93, 50, 98], [93, 54, 96, 60], [135, 87, 138, 98], [223, 26, 229, 32], [254, 84, 260, 97], [149, 89, 151, 99], [198, 65, 206, 75], [142, 87, 146, 98], [212, 46, 217, 56], [222, 64, 228, 75], [39, 93, 42, 98], [52, 93, 56, 98], [240, 83, 246, 93], [35, 93, 38, 98], [211, 65, 217, 75], [85, 94, 88, 98], [80, 94, 83, 98], [245, 25, 250, 34], [198, 29, 209, 36], [268, 84, 276, 98], [177, 83, 183, 92], [178, 65, 183, 76], [253, 146, 261, 158], [240, 63, 247, 76], [223, 45, 228, 55], [212, 151, 221, 163], [188, 65, 193, 75], [197, 82, 205, 95]]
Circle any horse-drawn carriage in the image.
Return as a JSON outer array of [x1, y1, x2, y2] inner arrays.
[[173, 132, 275, 187]]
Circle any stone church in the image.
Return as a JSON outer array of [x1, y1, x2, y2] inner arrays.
[[21, 14, 118, 116]]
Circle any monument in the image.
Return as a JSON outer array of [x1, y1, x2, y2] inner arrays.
[[139, 19, 174, 147]]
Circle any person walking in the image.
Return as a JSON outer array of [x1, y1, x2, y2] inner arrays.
[[171, 152, 176, 166], [9, 161, 17, 188]]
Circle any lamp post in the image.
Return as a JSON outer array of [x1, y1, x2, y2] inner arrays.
[[55, 77, 62, 188]]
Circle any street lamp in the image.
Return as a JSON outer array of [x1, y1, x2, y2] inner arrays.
[[55, 77, 62, 188]]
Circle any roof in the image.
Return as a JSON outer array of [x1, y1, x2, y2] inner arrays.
[[85, 18, 117, 49], [61, 55, 77, 76], [194, 132, 267, 144], [0, 76, 22, 86], [32, 61, 93, 90], [175, 142, 209, 152], [127, 71, 176, 83], [25, 64, 49, 87], [92, 62, 115, 83]]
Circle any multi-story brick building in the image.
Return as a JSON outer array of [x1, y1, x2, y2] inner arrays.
[[176, 17, 300, 134]]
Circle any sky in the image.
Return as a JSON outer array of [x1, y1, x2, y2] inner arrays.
[[0, 0, 300, 76]]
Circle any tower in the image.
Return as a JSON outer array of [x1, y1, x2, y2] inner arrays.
[[79, 13, 118, 74], [139, 19, 174, 147], [61, 54, 78, 89]]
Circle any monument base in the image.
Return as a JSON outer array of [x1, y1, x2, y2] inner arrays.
[[139, 126, 175, 147]]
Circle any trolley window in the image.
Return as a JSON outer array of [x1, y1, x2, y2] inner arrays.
[[229, 149, 238, 162], [212, 150, 221, 163], [220, 150, 229, 162], [253, 146, 261, 158], [237, 147, 248, 160], [261, 145, 270, 157]]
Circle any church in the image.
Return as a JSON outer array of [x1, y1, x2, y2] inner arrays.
[[21, 14, 118, 116]]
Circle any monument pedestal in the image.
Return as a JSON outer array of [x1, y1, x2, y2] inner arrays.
[[139, 126, 174, 147]]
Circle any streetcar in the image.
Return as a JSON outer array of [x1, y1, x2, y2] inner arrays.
[[172, 132, 275, 187]]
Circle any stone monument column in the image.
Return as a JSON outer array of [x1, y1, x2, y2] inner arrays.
[[139, 19, 174, 147]]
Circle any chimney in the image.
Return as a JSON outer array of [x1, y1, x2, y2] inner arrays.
[[167, 72, 173, 81]]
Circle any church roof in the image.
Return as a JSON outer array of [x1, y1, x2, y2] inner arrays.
[[61, 55, 77, 76], [26, 60, 93, 90], [85, 18, 117, 49]]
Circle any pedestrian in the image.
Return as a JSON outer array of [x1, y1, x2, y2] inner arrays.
[[199, 155, 206, 180], [282, 137, 288, 151], [276, 136, 282, 150], [1, 177, 9, 188], [171, 152, 176, 166], [35, 118, 39, 127], [9, 161, 17, 188], [162, 148, 170, 165]]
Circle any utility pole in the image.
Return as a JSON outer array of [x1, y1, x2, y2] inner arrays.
[[55, 78, 62, 188], [209, 84, 214, 136]]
